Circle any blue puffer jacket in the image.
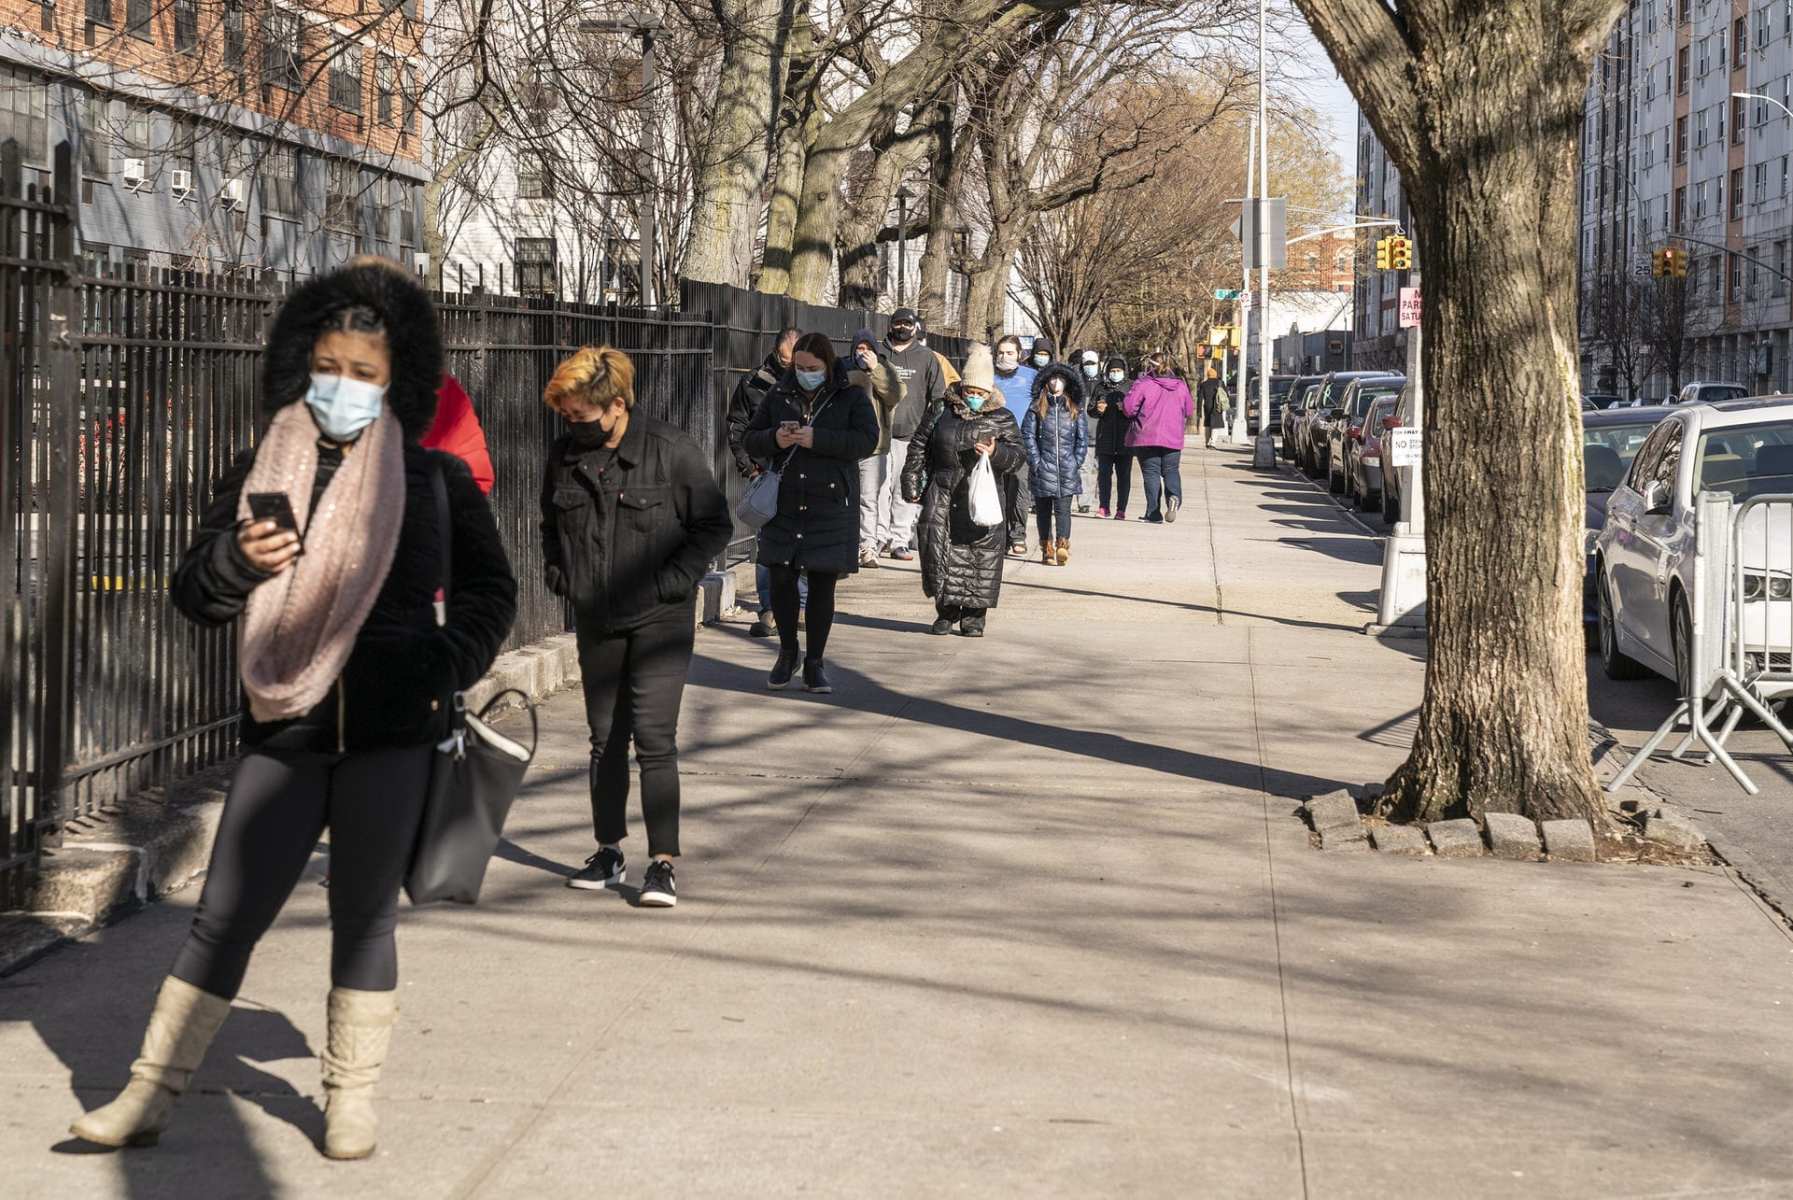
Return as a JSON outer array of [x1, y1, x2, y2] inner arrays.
[[1021, 363, 1088, 498]]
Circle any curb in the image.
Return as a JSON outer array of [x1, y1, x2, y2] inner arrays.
[[0, 614, 661, 978], [1298, 790, 1627, 864]]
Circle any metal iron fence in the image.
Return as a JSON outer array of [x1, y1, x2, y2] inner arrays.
[[0, 140, 974, 905]]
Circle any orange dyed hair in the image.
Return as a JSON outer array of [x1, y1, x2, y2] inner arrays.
[[544, 346, 635, 416]]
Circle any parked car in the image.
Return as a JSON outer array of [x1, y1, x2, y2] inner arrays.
[[1247, 374, 1297, 436], [1382, 382, 1419, 522], [1287, 382, 1330, 468], [1583, 392, 1622, 411], [1325, 375, 1405, 495], [1581, 406, 1674, 628], [1351, 395, 1400, 514], [1674, 380, 1749, 406], [1594, 396, 1793, 694], [1279, 376, 1326, 460], [1301, 371, 1389, 479]]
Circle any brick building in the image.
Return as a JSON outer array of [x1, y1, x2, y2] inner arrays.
[[0, 0, 429, 276]]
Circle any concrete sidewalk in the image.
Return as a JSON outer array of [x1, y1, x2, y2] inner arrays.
[[3, 442, 1791, 1198]]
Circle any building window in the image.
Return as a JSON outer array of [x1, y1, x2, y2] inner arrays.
[[0, 67, 48, 164], [264, 11, 304, 91], [1677, 115, 1688, 161], [324, 160, 357, 231], [517, 237, 557, 296], [125, 0, 150, 38], [1699, 36, 1709, 76], [223, 7, 246, 71], [1697, 109, 1709, 149], [330, 44, 363, 112], [80, 93, 109, 182], [517, 153, 552, 200], [1678, 46, 1689, 92], [1733, 167, 1745, 218], [1735, 16, 1748, 64], [1778, 241, 1789, 297], [1681, 0, 1690, 23], [402, 68, 419, 133], [1749, 250, 1762, 299], [1758, 161, 1769, 202], [1695, 180, 1707, 220], [86, 0, 112, 25], [1731, 253, 1743, 301], [172, 0, 198, 51], [261, 145, 299, 216], [377, 57, 396, 123], [392, 179, 415, 246], [1733, 95, 1746, 143], [123, 107, 154, 177]]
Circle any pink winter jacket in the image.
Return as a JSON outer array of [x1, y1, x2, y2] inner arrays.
[[1121, 374, 1194, 450]]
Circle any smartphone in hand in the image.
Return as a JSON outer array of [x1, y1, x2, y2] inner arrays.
[[247, 492, 303, 549]]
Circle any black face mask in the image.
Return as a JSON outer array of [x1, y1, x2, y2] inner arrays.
[[568, 418, 610, 447], [889, 325, 916, 344]]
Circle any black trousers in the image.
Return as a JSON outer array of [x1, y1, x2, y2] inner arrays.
[[770, 564, 838, 663], [578, 611, 695, 858], [1004, 472, 1029, 546], [171, 745, 433, 998], [1097, 453, 1132, 512]]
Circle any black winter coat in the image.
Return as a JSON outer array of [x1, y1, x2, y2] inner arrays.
[[1198, 376, 1224, 423], [540, 415, 733, 633], [725, 352, 784, 479], [1090, 384, 1130, 457], [743, 375, 879, 574], [901, 393, 1025, 610], [171, 266, 518, 753]]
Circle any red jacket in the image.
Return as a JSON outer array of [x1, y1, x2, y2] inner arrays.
[[421, 374, 495, 494]]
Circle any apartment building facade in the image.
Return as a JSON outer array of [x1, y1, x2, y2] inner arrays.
[[1580, 0, 1793, 396], [1351, 111, 1420, 370], [0, 0, 428, 276]]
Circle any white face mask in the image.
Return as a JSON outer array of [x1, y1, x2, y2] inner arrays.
[[1107, 371, 1124, 384], [304, 373, 387, 442], [1081, 363, 1098, 378], [1032, 353, 1050, 368]]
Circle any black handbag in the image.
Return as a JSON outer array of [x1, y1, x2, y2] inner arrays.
[[404, 466, 537, 906]]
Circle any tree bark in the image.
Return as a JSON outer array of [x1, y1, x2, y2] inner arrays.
[[837, 128, 931, 310], [683, 0, 786, 286], [1297, 0, 1624, 824], [916, 96, 962, 330], [757, 10, 820, 295]]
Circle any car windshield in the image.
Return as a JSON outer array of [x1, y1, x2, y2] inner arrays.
[[1700, 385, 1748, 404], [1582, 421, 1657, 492], [1349, 385, 1399, 418], [1270, 379, 1293, 397], [1694, 421, 1793, 498]]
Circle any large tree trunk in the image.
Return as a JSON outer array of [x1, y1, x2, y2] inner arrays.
[[965, 229, 1021, 344], [683, 0, 785, 286], [1296, 0, 1622, 825], [759, 105, 819, 294], [916, 97, 962, 330], [837, 130, 931, 310]]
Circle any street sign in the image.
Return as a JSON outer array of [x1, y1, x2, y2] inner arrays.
[[1209, 326, 1230, 346], [1389, 427, 1423, 467], [1214, 288, 1242, 301], [1398, 287, 1422, 329]]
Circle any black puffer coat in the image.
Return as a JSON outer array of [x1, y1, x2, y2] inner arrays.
[[1091, 357, 1130, 457], [901, 390, 1025, 610], [742, 372, 879, 574], [171, 266, 518, 753]]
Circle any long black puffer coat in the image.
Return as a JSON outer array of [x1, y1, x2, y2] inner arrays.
[[742, 372, 879, 574], [901, 389, 1026, 610], [172, 265, 518, 753]]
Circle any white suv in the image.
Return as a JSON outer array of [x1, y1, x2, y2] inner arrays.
[[1674, 381, 1749, 406], [1594, 397, 1793, 692]]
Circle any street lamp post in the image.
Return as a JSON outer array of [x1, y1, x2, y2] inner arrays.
[[896, 185, 913, 308], [1733, 90, 1793, 123], [582, 16, 663, 306]]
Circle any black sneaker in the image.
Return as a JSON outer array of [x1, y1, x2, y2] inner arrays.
[[768, 650, 797, 690], [749, 615, 775, 638], [959, 618, 986, 638], [929, 616, 956, 636], [638, 860, 677, 907], [803, 660, 832, 693], [1165, 495, 1181, 522], [567, 846, 625, 890]]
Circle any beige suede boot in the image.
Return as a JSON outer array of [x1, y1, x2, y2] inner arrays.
[[70, 976, 232, 1148], [1056, 538, 1070, 566], [320, 987, 398, 1161]]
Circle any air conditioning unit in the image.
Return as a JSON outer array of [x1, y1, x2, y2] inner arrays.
[[170, 168, 193, 198], [219, 178, 247, 211], [122, 158, 149, 191]]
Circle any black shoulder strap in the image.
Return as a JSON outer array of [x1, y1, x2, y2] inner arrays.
[[430, 459, 452, 602]]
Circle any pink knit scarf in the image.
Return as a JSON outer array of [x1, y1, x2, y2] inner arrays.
[[236, 401, 406, 724]]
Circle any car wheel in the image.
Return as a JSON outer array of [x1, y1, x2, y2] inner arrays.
[[1671, 592, 1695, 700], [1356, 477, 1375, 513], [1598, 568, 1648, 681]]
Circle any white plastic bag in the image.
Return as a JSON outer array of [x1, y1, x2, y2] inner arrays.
[[967, 453, 1004, 527]]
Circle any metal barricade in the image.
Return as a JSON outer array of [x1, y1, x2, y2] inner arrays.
[[1609, 491, 1793, 795]]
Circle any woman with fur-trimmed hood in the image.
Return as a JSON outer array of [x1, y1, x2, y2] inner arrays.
[[71, 265, 517, 1161], [901, 344, 1026, 637]]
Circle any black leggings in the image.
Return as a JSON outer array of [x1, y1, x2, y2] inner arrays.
[[578, 612, 695, 858], [770, 564, 838, 662], [171, 745, 432, 999]]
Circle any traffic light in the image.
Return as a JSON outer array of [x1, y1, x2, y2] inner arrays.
[[1662, 247, 1688, 278], [1375, 238, 1391, 270], [1196, 344, 1210, 359], [1652, 248, 1668, 278], [1389, 235, 1413, 271]]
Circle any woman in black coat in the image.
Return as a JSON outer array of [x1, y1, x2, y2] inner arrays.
[[1090, 355, 1133, 518], [901, 344, 1025, 637], [743, 332, 879, 693], [73, 264, 517, 1160]]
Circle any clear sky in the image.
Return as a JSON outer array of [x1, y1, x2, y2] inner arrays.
[[1293, 24, 1360, 181]]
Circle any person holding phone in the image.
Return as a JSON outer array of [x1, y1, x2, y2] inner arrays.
[[742, 332, 878, 692], [71, 265, 517, 1161], [901, 344, 1025, 637]]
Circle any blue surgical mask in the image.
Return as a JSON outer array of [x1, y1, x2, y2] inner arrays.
[[796, 368, 827, 392], [966, 393, 987, 412], [1081, 363, 1098, 378], [1032, 353, 1049, 368], [304, 373, 386, 442], [1107, 371, 1124, 383]]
